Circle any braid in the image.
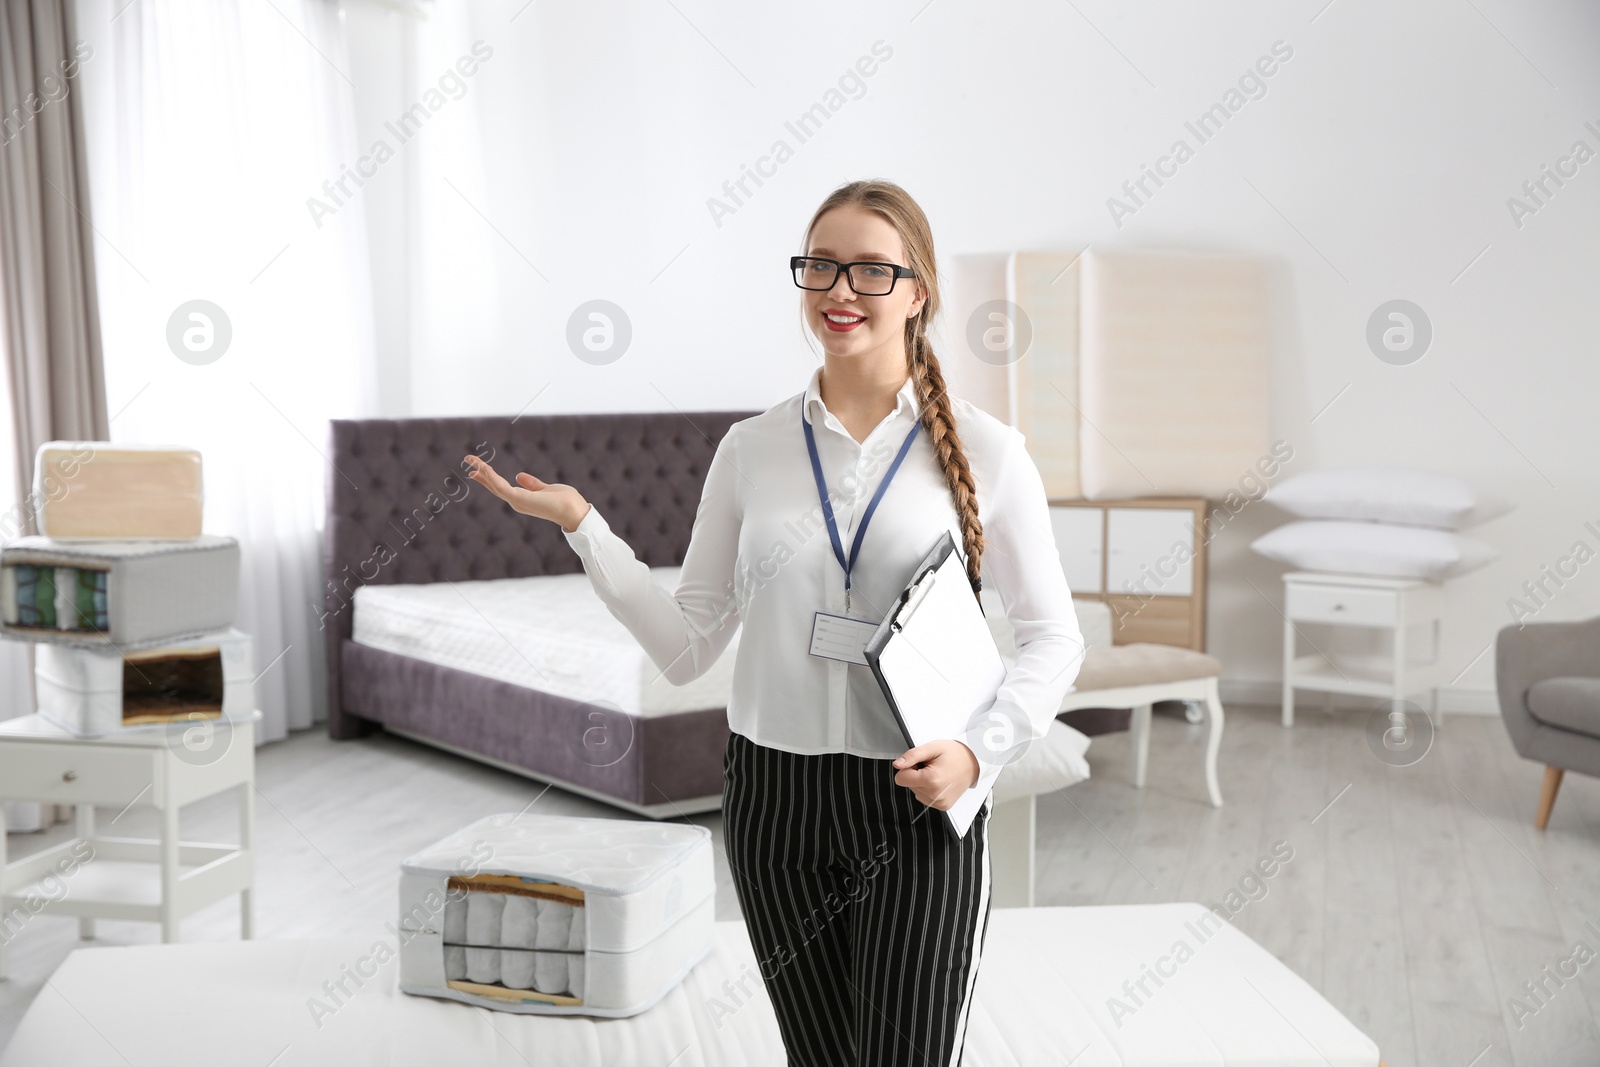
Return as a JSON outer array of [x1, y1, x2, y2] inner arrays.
[[907, 326, 985, 600]]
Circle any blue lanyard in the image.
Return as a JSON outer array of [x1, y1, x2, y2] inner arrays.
[[803, 410, 921, 613]]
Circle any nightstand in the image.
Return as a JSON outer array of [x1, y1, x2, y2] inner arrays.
[[1281, 572, 1443, 728], [0, 711, 258, 978]]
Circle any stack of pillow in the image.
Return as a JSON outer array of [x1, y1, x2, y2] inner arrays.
[[1252, 468, 1512, 581]]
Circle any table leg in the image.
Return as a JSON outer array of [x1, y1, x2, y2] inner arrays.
[[1282, 614, 1295, 727], [1431, 618, 1443, 729], [988, 796, 1035, 908], [239, 781, 254, 940], [1131, 704, 1152, 789], [1204, 681, 1225, 807], [1, 801, 9, 979], [1392, 620, 1407, 722], [75, 804, 95, 941], [160, 799, 180, 943]]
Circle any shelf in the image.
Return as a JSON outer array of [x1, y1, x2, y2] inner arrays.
[[2, 837, 249, 923], [1287, 653, 1440, 700]]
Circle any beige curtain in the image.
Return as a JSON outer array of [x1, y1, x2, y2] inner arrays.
[[0, 0, 107, 533]]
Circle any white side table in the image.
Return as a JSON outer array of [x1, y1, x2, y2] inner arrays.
[[1281, 572, 1442, 727], [0, 711, 258, 978]]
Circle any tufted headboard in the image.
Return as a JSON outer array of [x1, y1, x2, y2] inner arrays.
[[322, 410, 759, 739]]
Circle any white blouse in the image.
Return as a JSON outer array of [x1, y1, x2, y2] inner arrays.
[[561, 365, 1085, 770]]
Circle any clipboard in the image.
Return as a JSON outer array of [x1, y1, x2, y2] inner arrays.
[[863, 530, 1010, 840]]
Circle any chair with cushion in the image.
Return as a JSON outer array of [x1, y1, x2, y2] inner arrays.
[[1495, 615, 1600, 829], [983, 596, 1226, 907], [1063, 640, 1225, 809]]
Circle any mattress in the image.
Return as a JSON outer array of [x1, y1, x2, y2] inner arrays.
[[1006, 250, 1084, 500], [34, 627, 254, 737], [1078, 248, 1272, 500], [32, 441, 204, 540], [398, 812, 715, 1016], [1, 905, 1381, 1066], [0, 535, 240, 648], [352, 569, 739, 716]]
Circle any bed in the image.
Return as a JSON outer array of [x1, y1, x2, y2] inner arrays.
[[323, 413, 757, 816], [0, 904, 1382, 1066]]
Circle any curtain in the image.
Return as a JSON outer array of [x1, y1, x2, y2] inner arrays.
[[0, 0, 104, 833], [0, 0, 108, 518], [72, 0, 381, 742]]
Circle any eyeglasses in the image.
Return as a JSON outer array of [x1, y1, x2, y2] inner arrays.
[[790, 256, 916, 296]]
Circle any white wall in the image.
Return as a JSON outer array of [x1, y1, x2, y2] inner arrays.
[[342, 0, 1600, 711]]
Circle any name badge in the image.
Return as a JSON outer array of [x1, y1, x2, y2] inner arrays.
[[808, 611, 881, 666]]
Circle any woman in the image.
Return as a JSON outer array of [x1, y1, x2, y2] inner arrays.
[[465, 179, 1083, 1066]]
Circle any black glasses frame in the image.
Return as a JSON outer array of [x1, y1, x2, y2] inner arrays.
[[790, 255, 917, 295]]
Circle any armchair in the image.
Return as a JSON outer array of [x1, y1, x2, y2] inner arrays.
[[1495, 615, 1600, 829]]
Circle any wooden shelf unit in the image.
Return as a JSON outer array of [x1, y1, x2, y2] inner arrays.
[[1046, 496, 1209, 652]]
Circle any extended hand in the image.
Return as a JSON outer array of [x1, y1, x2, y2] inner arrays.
[[463, 454, 590, 531], [893, 739, 981, 811]]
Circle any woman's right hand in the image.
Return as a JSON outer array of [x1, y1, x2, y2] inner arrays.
[[463, 454, 591, 533]]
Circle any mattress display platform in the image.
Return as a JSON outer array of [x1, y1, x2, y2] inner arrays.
[[35, 627, 255, 737], [352, 569, 740, 716], [0, 535, 240, 648], [399, 812, 715, 1016], [0, 905, 1381, 1066]]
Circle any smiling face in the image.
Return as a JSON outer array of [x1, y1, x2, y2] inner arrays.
[[802, 203, 926, 368]]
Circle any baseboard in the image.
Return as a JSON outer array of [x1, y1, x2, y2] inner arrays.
[[1217, 678, 1501, 717]]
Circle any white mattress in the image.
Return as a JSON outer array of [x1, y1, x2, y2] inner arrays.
[[1, 905, 1381, 1066], [351, 569, 739, 717]]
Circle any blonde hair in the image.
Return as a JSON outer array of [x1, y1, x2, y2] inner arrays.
[[801, 179, 985, 597]]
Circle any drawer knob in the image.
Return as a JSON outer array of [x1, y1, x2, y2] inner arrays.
[[62, 770, 79, 782], [1331, 603, 1345, 611]]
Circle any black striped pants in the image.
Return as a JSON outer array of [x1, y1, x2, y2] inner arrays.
[[722, 729, 993, 1067]]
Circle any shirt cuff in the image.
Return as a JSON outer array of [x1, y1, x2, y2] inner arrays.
[[561, 503, 604, 547]]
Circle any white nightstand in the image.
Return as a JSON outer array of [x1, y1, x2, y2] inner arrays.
[[1281, 572, 1443, 728], [0, 711, 259, 978]]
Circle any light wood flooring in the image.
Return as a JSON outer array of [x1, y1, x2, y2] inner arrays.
[[2, 702, 1598, 1065]]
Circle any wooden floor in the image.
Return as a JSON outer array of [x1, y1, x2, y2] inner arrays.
[[3, 702, 1598, 1065]]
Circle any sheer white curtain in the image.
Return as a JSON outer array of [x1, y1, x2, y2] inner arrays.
[[72, 0, 380, 742]]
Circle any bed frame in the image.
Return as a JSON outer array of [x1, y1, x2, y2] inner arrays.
[[323, 411, 758, 817]]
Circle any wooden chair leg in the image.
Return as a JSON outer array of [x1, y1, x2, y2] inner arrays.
[[1536, 766, 1564, 830]]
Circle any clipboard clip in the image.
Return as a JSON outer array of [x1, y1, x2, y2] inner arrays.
[[890, 565, 938, 633]]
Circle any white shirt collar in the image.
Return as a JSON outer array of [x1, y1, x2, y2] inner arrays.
[[803, 365, 920, 430]]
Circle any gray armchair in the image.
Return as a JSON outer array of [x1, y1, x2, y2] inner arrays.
[[1496, 615, 1600, 829]]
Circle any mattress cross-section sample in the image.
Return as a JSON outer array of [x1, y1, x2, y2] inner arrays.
[[352, 569, 739, 716], [399, 811, 715, 1016], [0, 535, 240, 648], [34, 627, 256, 737]]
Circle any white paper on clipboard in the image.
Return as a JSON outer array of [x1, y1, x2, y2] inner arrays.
[[864, 531, 1010, 840]]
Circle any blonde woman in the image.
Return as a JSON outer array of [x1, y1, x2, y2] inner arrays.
[[466, 179, 1083, 1066]]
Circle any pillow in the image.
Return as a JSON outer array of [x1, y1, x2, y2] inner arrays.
[[992, 719, 1092, 805], [1263, 468, 1513, 530], [1250, 520, 1497, 581]]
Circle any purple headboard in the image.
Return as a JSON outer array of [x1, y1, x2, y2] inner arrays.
[[322, 410, 758, 739]]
